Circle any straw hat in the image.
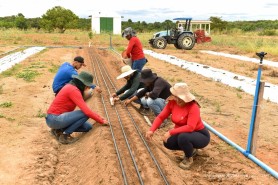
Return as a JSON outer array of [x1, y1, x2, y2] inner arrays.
[[72, 71, 94, 86], [116, 65, 136, 79], [169, 83, 195, 103]]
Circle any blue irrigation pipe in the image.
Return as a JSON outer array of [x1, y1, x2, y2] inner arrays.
[[203, 122, 278, 179], [246, 52, 267, 153]]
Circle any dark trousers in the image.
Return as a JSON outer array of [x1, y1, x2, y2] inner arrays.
[[163, 128, 210, 157]]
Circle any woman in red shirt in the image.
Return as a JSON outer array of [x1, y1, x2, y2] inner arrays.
[[145, 82, 210, 169], [46, 71, 108, 144], [122, 27, 147, 72]]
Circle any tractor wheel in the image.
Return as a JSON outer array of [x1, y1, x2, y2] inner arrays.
[[174, 42, 182, 49], [177, 33, 195, 50], [153, 38, 167, 49], [151, 43, 157, 48]]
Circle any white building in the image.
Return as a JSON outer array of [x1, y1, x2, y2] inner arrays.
[[91, 11, 122, 35]]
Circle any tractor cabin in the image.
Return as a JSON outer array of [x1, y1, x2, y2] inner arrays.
[[175, 18, 212, 43]]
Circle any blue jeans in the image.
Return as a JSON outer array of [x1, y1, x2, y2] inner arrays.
[[45, 110, 92, 134], [132, 58, 147, 72], [140, 97, 166, 116]]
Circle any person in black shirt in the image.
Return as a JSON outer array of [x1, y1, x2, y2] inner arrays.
[[125, 68, 171, 118]]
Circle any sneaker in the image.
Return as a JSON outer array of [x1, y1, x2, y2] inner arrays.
[[50, 129, 62, 140], [179, 157, 193, 170], [194, 149, 208, 157], [58, 133, 78, 144], [192, 148, 197, 157], [138, 106, 151, 116]]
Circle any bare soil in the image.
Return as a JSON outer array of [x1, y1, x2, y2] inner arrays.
[[0, 41, 277, 185]]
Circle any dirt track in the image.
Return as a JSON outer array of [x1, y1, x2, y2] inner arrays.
[[0, 44, 277, 184]]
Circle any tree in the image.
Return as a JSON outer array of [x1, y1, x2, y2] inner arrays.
[[40, 6, 78, 33], [15, 13, 28, 30], [209, 16, 228, 31]]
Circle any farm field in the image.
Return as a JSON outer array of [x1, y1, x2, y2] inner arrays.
[[0, 31, 277, 184]]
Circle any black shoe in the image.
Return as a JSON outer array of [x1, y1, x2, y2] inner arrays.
[[50, 129, 62, 140], [58, 133, 78, 144], [139, 108, 151, 116], [138, 105, 151, 115]]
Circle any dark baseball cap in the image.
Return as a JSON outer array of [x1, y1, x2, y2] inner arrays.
[[74, 56, 86, 66]]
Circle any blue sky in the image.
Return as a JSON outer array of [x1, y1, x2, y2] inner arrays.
[[0, 0, 278, 22]]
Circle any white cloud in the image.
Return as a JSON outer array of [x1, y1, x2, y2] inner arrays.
[[0, 0, 277, 22]]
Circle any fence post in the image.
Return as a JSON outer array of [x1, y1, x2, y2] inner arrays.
[[246, 52, 266, 154], [250, 81, 265, 155]]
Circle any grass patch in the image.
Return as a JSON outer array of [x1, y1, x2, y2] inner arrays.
[[236, 86, 244, 92], [268, 70, 278, 77], [0, 84, 3, 94], [0, 64, 21, 77], [0, 101, 12, 108], [29, 62, 46, 69], [16, 69, 40, 82], [212, 101, 222, 113], [48, 63, 60, 73], [236, 92, 242, 99], [36, 109, 46, 118], [0, 114, 15, 121]]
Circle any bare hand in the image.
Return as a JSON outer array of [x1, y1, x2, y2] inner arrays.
[[124, 99, 132, 106], [102, 119, 109, 125], [111, 93, 117, 98], [95, 86, 102, 93], [145, 92, 150, 99], [113, 97, 120, 102], [145, 131, 154, 141], [163, 131, 171, 143]]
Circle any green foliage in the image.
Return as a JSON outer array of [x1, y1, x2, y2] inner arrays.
[[0, 84, 3, 94], [77, 18, 91, 30], [88, 32, 93, 39], [0, 101, 12, 108], [40, 6, 78, 33], [210, 16, 228, 31], [1, 10, 278, 34], [227, 20, 278, 32], [15, 13, 28, 30], [0, 64, 21, 77], [16, 69, 40, 82], [48, 63, 60, 73], [36, 109, 46, 118], [258, 29, 277, 36]]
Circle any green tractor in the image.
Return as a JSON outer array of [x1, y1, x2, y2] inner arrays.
[[149, 18, 211, 50]]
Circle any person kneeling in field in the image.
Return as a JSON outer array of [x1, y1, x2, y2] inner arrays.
[[145, 83, 210, 169], [111, 65, 145, 105], [52, 56, 102, 96], [125, 69, 171, 125], [45, 71, 108, 144]]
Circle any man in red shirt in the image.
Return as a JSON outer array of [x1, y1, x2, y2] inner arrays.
[[122, 27, 147, 72]]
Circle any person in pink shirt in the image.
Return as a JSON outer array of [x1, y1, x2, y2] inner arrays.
[[46, 71, 108, 144], [145, 82, 210, 169], [122, 27, 147, 72]]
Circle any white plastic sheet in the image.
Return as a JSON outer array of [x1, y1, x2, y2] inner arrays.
[[0, 47, 45, 73], [144, 50, 278, 104]]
